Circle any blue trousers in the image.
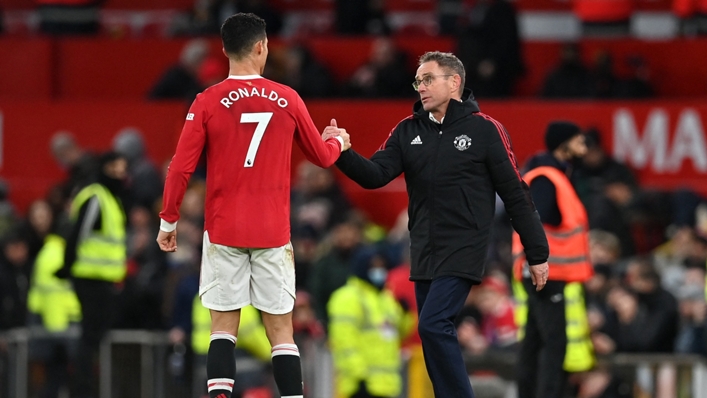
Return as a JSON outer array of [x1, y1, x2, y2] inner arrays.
[[415, 276, 475, 398]]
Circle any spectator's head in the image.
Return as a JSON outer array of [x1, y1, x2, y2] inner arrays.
[[370, 37, 396, 67], [330, 220, 363, 255], [593, 50, 613, 74], [283, 45, 310, 75], [545, 121, 587, 161], [625, 257, 660, 294], [181, 185, 205, 225], [50, 131, 83, 168], [27, 200, 53, 238], [98, 152, 128, 195], [475, 273, 510, 315], [589, 229, 621, 266], [180, 39, 209, 74], [129, 206, 152, 230], [292, 290, 324, 337], [582, 128, 608, 169], [112, 128, 146, 163], [560, 43, 582, 67], [1, 231, 28, 267], [416, 51, 466, 111], [351, 245, 389, 289], [221, 13, 267, 74]]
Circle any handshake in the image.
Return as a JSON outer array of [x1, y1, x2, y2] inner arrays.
[[322, 118, 351, 151]]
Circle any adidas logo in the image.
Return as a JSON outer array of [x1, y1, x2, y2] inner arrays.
[[411, 135, 423, 145]]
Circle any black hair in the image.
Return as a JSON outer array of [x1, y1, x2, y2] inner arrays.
[[98, 151, 126, 168], [221, 13, 267, 60]]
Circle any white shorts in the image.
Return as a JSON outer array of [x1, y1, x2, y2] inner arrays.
[[199, 231, 296, 314]]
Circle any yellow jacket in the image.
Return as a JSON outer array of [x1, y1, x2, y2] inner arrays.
[[27, 234, 81, 331], [513, 279, 595, 372], [327, 277, 413, 398], [191, 297, 271, 361]]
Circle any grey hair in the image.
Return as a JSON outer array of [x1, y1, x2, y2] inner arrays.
[[419, 51, 466, 92]]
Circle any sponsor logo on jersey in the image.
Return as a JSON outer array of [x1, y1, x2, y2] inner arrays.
[[186, 113, 195, 120], [411, 135, 423, 145]]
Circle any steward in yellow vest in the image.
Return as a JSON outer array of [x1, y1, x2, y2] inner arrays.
[[512, 123, 595, 398], [27, 233, 82, 398], [28, 234, 81, 331], [55, 152, 128, 398], [327, 247, 413, 398]]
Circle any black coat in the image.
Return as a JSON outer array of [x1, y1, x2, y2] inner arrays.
[[336, 90, 548, 282]]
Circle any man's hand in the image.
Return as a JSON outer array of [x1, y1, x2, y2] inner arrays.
[[156, 229, 177, 252], [322, 119, 351, 151], [529, 262, 549, 291]]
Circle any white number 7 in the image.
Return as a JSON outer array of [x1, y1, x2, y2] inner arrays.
[[240, 112, 273, 168]]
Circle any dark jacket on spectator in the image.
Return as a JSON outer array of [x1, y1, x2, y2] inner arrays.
[[604, 288, 679, 353]]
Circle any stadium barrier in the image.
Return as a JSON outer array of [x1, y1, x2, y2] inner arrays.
[[0, 328, 334, 398], [2, 327, 707, 398]]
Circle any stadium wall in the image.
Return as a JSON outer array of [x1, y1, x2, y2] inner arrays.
[[1, 100, 706, 227]]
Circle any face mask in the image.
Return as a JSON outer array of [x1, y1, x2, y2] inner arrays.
[[368, 268, 388, 288]]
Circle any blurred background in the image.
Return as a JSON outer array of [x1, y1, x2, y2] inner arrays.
[[1, 0, 707, 397]]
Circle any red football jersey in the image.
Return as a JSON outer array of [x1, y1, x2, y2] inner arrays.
[[160, 75, 342, 248]]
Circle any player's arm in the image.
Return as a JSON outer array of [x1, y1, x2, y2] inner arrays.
[[158, 95, 207, 245], [293, 94, 344, 168], [335, 125, 404, 189]]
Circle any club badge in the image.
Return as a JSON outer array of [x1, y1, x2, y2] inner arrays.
[[454, 135, 472, 151]]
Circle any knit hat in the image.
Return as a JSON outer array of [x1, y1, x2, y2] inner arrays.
[[545, 121, 581, 152]]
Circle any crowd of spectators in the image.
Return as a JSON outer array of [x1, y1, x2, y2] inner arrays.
[[2, 0, 669, 101], [0, 120, 705, 397]]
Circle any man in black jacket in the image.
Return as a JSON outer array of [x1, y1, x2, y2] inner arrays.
[[324, 51, 549, 398]]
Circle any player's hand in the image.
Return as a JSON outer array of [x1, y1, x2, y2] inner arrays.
[[322, 118, 338, 140], [156, 229, 177, 252], [338, 130, 351, 151], [322, 118, 341, 141], [529, 262, 548, 291], [323, 119, 351, 151]]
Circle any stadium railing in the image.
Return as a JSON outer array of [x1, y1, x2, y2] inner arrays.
[[2, 327, 706, 398]]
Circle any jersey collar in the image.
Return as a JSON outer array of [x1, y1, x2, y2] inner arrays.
[[227, 75, 263, 80]]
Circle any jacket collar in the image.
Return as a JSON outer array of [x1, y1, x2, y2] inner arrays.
[[413, 88, 480, 124]]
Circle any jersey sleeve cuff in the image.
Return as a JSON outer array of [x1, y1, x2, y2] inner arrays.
[[334, 136, 345, 152], [160, 219, 178, 233]]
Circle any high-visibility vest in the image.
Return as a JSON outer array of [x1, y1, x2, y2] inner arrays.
[[574, 0, 633, 23], [327, 277, 413, 398], [513, 278, 595, 372], [70, 183, 127, 282], [27, 234, 82, 332], [512, 166, 593, 283], [191, 297, 271, 361]]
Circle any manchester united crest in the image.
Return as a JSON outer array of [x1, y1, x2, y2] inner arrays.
[[454, 135, 472, 151]]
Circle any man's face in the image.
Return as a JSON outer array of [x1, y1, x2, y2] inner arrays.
[[565, 134, 588, 158], [104, 158, 128, 181], [415, 61, 455, 114]]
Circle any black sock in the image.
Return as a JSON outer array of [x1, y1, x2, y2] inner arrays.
[[271, 344, 303, 397], [207, 332, 236, 398]]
